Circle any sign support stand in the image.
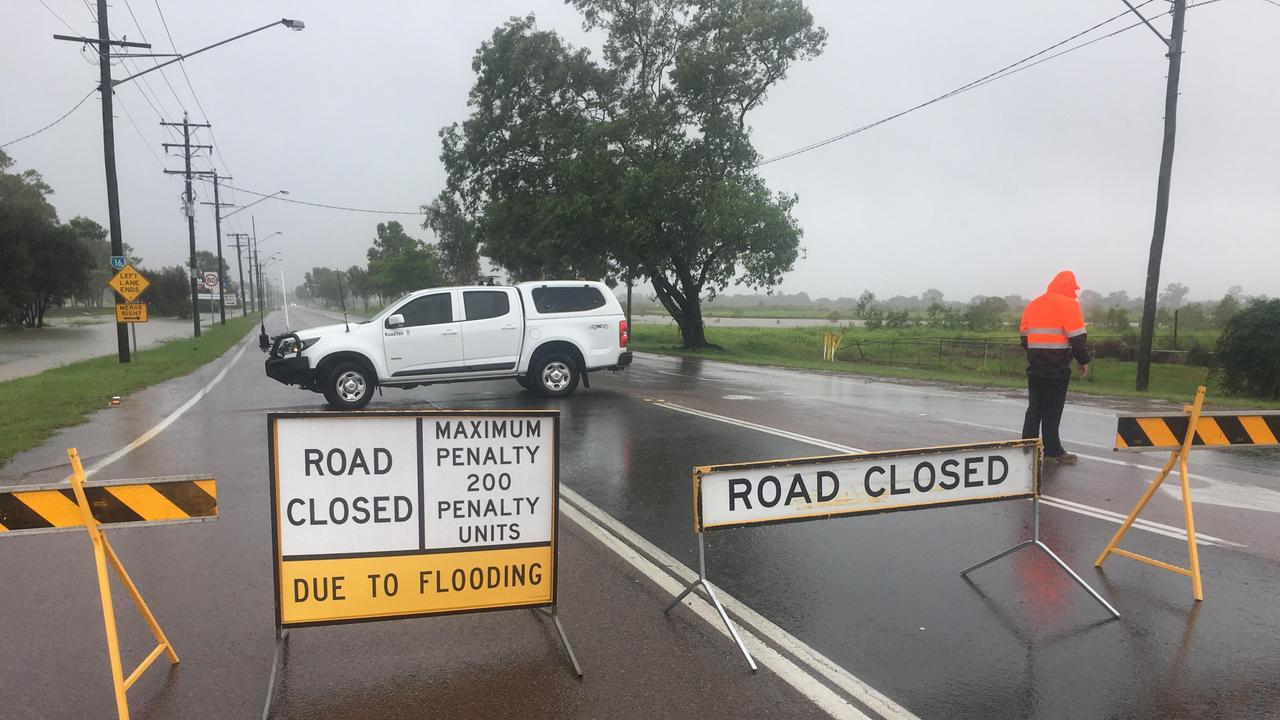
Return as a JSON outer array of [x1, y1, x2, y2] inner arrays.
[[260, 629, 290, 720], [663, 533, 757, 672], [1095, 386, 1207, 601], [533, 605, 583, 677], [67, 448, 180, 720], [961, 495, 1120, 618]]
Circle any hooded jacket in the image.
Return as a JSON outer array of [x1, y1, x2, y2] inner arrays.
[[1020, 270, 1091, 378]]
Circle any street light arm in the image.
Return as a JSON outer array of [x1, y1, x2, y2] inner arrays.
[[112, 19, 304, 88]]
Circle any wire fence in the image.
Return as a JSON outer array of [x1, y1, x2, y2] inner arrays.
[[833, 337, 1215, 375]]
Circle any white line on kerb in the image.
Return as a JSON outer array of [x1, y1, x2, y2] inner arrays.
[[81, 338, 253, 479], [559, 486, 919, 720], [651, 401, 1241, 549]]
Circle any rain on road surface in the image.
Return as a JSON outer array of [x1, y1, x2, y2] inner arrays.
[[2, 307, 1276, 719]]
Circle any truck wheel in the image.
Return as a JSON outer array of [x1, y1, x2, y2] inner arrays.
[[323, 362, 375, 410], [532, 353, 579, 398]]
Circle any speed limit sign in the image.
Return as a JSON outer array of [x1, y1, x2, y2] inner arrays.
[[202, 272, 220, 289]]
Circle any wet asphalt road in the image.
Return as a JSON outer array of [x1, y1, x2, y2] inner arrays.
[[2, 306, 1278, 719]]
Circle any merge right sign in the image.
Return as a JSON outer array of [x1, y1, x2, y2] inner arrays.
[[270, 410, 558, 627], [695, 439, 1039, 532]]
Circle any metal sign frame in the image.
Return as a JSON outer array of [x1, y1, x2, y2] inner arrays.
[[668, 439, 1118, 671], [262, 409, 579, 718]]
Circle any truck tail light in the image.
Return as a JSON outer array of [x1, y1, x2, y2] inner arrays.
[[619, 319, 629, 348]]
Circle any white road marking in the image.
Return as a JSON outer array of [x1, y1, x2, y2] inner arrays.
[[1039, 496, 1241, 548], [653, 401, 864, 453], [649, 401, 1245, 548], [635, 353, 1116, 418], [82, 336, 253, 479], [560, 486, 919, 720]]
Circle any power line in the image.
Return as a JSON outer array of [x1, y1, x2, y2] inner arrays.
[[115, 96, 166, 168], [152, 0, 232, 171], [757, 1, 1162, 167], [118, 0, 184, 123], [2, 88, 97, 148], [197, 178, 426, 215]]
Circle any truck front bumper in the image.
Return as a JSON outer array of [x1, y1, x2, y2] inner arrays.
[[265, 355, 316, 387]]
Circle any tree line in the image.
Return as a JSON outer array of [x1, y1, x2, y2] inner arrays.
[[294, 217, 477, 312], [1, 150, 250, 327]]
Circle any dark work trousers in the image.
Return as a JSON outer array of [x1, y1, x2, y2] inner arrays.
[[1023, 374, 1070, 457]]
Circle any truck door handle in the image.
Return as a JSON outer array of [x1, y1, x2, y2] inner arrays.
[[502, 324, 518, 330], [441, 329, 459, 336]]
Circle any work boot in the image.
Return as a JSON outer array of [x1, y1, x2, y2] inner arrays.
[[1045, 452, 1079, 465]]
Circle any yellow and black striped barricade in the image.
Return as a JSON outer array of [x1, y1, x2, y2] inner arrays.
[[0, 449, 217, 720], [1096, 386, 1279, 601]]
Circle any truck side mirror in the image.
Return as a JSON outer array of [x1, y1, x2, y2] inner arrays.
[[385, 314, 405, 328]]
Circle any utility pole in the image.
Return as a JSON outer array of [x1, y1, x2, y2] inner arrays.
[[229, 232, 251, 316], [1133, 0, 1187, 391], [54, 11, 304, 357], [53, 2, 153, 363], [161, 113, 212, 337], [199, 173, 233, 325], [252, 216, 263, 314]]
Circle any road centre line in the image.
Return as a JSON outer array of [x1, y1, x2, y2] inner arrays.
[[80, 336, 253, 479], [559, 486, 917, 720], [649, 400, 1239, 548]]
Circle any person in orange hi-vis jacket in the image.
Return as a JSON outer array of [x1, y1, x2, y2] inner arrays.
[[1019, 270, 1092, 465]]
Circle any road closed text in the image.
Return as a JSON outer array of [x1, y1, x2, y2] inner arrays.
[[698, 441, 1038, 531]]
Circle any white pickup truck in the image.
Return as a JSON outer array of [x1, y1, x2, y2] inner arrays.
[[265, 281, 632, 409]]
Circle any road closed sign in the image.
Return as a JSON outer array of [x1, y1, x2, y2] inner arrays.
[[269, 410, 558, 627], [695, 439, 1039, 532]]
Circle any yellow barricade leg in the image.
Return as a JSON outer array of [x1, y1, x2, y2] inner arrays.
[[1179, 454, 1204, 600], [66, 448, 180, 720], [1094, 387, 1206, 601]]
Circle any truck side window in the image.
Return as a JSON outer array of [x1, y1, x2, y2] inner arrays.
[[531, 286, 606, 313], [463, 290, 511, 321], [396, 293, 452, 327]]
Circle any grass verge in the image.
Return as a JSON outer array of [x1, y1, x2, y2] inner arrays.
[[0, 316, 259, 467], [632, 324, 1279, 410]]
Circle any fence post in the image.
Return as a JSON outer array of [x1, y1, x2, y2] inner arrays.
[[983, 341, 989, 372], [889, 339, 896, 364]]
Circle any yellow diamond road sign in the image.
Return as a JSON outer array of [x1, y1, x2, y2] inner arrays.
[[108, 264, 150, 303]]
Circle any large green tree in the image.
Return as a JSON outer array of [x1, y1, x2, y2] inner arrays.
[[366, 221, 444, 298], [423, 192, 481, 285], [441, 1, 825, 347], [0, 150, 94, 327]]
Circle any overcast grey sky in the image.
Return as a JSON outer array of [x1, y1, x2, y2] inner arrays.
[[4, 0, 1277, 303]]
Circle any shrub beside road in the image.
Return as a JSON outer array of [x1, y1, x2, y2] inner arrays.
[[631, 324, 1279, 409], [0, 316, 259, 467]]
